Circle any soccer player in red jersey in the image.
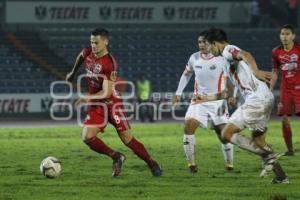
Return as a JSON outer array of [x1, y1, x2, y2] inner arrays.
[[66, 28, 162, 177], [271, 24, 300, 156]]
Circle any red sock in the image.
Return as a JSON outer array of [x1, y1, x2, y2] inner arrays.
[[282, 121, 293, 152], [126, 138, 153, 166], [85, 136, 117, 159]]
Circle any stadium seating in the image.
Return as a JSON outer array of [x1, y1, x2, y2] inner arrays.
[[0, 27, 285, 93], [0, 30, 55, 93]]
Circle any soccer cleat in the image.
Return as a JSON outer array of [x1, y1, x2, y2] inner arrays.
[[225, 163, 234, 171], [284, 151, 295, 156], [260, 153, 283, 178], [188, 164, 198, 174], [148, 160, 162, 177], [112, 152, 126, 177], [271, 177, 289, 184]]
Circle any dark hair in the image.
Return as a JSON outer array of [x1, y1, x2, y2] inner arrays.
[[281, 24, 295, 34], [91, 28, 109, 38], [205, 28, 228, 43], [198, 30, 208, 38]]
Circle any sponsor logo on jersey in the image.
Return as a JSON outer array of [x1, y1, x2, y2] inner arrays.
[[94, 64, 102, 73], [281, 63, 297, 71], [195, 65, 202, 69], [290, 54, 298, 62]]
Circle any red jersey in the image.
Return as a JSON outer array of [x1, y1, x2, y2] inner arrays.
[[272, 43, 300, 89], [82, 47, 120, 101]]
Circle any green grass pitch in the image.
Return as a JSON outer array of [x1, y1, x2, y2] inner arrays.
[[0, 121, 299, 200]]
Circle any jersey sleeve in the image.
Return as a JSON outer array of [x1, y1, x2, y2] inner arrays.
[[223, 46, 240, 62], [222, 61, 230, 78], [271, 49, 279, 69], [183, 55, 194, 75], [104, 55, 118, 82], [81, 47, 92, 60]]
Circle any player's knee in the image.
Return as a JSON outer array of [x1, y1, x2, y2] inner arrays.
[[118, 131, 133, 145], [82, 127, 98, 141], [252, 128, 267, 138], [282, 115, 290, 124], [221, 126, 233, 142], [184, 118, 199, 134]]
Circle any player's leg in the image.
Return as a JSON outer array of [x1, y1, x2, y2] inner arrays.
[[183, 117, 200, 173], [83, 126, 126, 177], [222, 101, 276, 155], [83, 107, 125, 177], [278, 89, 294, 155], [282, 115, 294, 155], [83, 126, 116, 158], [117, 130, 162, 176], [252, 129, 288, 183], [110, 105, 162, 176], [211, 100, 234, 171], [214, 124, 234, 171]]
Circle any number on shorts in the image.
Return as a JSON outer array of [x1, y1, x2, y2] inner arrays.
[[114, 115, 121, 124]]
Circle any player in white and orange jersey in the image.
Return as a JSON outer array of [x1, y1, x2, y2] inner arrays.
[[204, 28, 288, 184], [173, 31, 234, 173]]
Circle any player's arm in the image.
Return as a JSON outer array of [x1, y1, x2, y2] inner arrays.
[[236, 50, 272, 83], [270, 68, 278, 92], [76, 79, 114, 107], [270, 49, 279, 91], [87, 79, 114, 100], [226, 77, 238, 107], [66, 51, 85, 83], [192, 90, 228, 104], [173, 70, 193, 105]]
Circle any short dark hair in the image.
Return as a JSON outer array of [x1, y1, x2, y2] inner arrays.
[[281, 24, 295, 34], [91, 28, 109, 38], [205, 28, 228, 43], [198, 30, 208, 38]]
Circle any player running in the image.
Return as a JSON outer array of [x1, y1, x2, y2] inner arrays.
[[173, 31, 234, 173], [202, 28, 289, 184], [270, 24, 300, 156], [66, 28, 162, 177]]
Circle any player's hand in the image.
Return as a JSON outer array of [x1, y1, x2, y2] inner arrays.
[[256, 70, 272, 83], [66, 72, 75, 83], [219, 89, 229, 99], [191, 95, 206, 105], [172, 95, 181, 106], [228, 97, 237, 108], [75, 98, 88, 108]]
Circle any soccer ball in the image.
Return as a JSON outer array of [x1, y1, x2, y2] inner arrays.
[[40, 156, 62, 178]]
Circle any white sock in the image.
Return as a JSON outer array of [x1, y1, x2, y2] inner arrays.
[[183, 134, 196, 165], [221, 143, 234, 165]]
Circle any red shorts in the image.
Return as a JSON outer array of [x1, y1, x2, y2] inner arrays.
[[84, 102, 130, 133], [277, 87, 300, 116]]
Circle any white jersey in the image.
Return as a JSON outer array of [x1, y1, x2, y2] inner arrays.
[[185, 51, 227, 96], [222, 45, 273, 101]]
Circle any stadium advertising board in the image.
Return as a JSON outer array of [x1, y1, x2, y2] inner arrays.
[[6, 1, 250, 24], [0, 94, 76, 113]]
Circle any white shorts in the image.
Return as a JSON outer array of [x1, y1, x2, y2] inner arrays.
[[229, 97, 274, 131], [185, 100, 229, 128]]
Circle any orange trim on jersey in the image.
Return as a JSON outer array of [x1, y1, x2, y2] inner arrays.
[[194, 81, 199, 95], [234, 73, 246, 91], [217, 71, 224, 92], [184, 66, 193, 75]]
